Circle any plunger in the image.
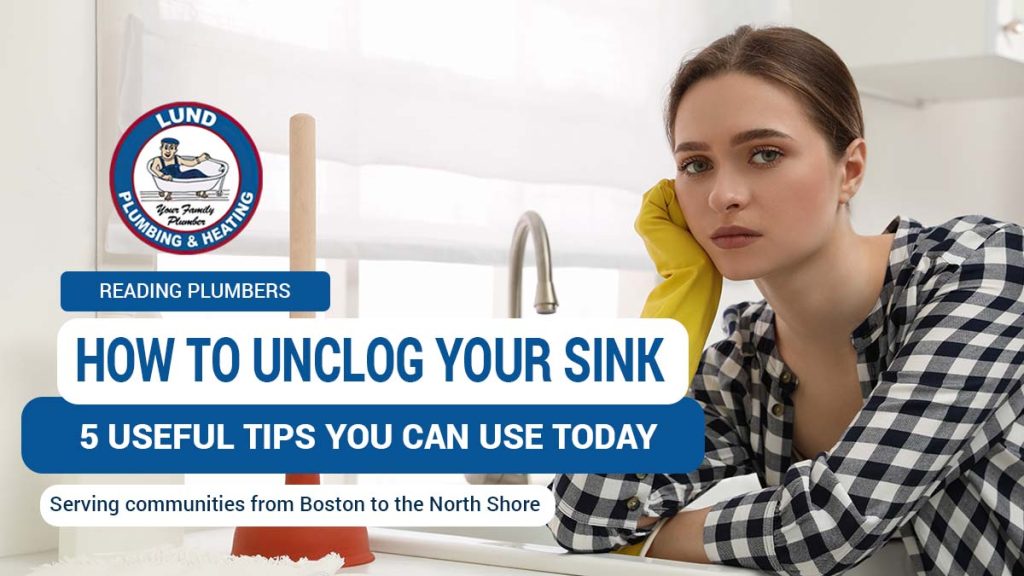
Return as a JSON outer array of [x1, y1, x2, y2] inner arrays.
[[231, 114, 375, 568]]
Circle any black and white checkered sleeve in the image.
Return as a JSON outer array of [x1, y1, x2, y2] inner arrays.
[[547, 335, 757, 552], [703, 225, 1024, 575]]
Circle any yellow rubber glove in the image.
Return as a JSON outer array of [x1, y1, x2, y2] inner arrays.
[[635, 178, 722, 385], [612, 178, 723, 557], [614, 540, 647, 556]]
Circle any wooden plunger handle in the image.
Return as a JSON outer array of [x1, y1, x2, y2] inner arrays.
[[288, 113, 318, 486], [290, 113, 316, 319]]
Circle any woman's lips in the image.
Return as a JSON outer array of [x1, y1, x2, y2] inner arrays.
[[711, 234, 761, 249]]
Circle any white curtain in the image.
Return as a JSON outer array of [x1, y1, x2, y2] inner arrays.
[[101, 0, 790, 268]]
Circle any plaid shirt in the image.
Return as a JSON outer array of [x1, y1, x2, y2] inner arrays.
[[548, 214, 1024, 575]]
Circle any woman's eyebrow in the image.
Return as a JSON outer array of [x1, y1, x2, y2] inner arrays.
[[674, 128, 793, 153]]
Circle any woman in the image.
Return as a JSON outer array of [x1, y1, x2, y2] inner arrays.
[[547, 25, 1024, 576]]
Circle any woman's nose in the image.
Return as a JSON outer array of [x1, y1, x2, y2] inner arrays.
[[707, 170, 750, 213]]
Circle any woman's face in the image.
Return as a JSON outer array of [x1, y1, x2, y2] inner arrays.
[[671, 72, 856, 281]]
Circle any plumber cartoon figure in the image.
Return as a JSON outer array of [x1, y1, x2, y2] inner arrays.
[[147, 137, 212, 200]]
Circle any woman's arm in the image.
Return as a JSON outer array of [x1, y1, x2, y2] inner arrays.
[[547, 338, 758, 552], [634, 178, 723, 382], [645, 505, 713, 562], [695, 225, 1024, 575]]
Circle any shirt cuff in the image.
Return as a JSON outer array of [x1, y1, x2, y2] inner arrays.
[[624, 474, 655, 530], [702, 486, 783, 573], [551, 474, 655, 532]]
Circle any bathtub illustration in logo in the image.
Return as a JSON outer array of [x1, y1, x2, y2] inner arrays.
[[109, 102, 262, 254]]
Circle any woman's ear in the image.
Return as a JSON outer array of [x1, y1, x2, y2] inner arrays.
[[839, 138, 867, 204]]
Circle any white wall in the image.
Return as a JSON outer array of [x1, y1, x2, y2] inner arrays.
[[0, 0, 96, 557], [854, 96, 1024, 232]]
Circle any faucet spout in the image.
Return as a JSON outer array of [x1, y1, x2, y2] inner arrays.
[[465, 212, 557, 487], [509, 210, 558, 317]]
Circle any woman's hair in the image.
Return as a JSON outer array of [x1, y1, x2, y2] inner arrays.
[[664, 25, 864, 162]]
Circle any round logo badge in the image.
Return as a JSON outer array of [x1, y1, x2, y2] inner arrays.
[[110, 102, 262, 254]]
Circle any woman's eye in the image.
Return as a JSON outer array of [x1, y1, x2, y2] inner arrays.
[[679, 158, 710, 175], [752, 148, 782, 164]]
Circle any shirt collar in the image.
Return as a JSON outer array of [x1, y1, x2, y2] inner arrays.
[[848, 214, 920, 351]]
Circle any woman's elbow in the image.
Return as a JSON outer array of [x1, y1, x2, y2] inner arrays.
[[546, 511, 618, 553]]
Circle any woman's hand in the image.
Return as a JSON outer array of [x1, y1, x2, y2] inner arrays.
[[634, 178, 723, 384]]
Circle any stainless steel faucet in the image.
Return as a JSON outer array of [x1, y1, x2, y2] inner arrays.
[[508, 210, 558, 317], [465, 211, 559, 486]]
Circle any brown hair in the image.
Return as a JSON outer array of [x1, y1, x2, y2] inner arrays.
[[664, 25, 864, 161]]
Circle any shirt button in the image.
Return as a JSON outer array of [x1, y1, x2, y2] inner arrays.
[[780, 371, 792, 384], [771, 403, 784, 417], [635, 473, 647, 480], [625, 496, 640, 511]]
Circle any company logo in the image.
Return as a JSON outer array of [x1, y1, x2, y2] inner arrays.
[[110, 102, 262, 254]]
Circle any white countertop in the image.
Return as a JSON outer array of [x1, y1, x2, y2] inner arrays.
[[0, 537, 562, 576], [0, 549, 56, 576], [1, 527, 762, 576], [185, 528, 568, 576]]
